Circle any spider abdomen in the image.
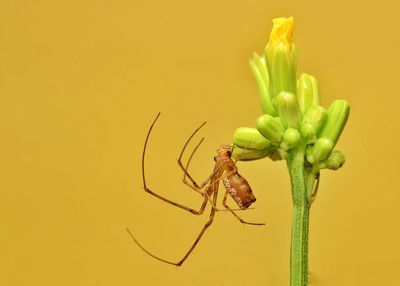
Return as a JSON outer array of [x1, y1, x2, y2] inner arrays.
[[223, 173, 256, 209]]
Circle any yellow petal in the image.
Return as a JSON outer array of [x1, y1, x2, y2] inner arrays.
[[269, 17, 294, 46]]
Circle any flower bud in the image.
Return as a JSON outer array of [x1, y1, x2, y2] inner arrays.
[[232, 146, 272, 161], [249, 53, 275, 115], [300, 106, 327, 142], [233, 127, 272, 150], [300, 123, 315, 143], [319, 150, 345, 170], [280, 127, 300, 151], [275, 91, 301, 128], [256, 114, 285, 143], [270, 43, 294, 96], [297, 73, 320, 116], [318, 99, 350, 146], [306, 138, 334, 163], [265, 17, 297, 98]]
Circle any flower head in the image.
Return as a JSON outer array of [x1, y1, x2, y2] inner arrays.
[[269, 17, 294, 49], [265, 17, 297, 100]]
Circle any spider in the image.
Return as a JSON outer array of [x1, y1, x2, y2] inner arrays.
[[126, 113, 265, 266]]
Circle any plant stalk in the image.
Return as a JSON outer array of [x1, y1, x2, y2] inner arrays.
[[287, 145, 310, 286]]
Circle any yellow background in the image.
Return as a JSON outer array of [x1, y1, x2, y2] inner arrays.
[[1, 0, 399, 285]]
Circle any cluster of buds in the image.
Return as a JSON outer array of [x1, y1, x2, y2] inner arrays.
[[233, 17, 349, 170]]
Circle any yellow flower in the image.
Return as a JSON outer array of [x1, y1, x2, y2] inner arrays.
[[265, 17, 297, 99], [269, 17, 294, 48]]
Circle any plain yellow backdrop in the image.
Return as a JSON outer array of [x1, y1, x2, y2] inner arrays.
[[1, 0, 399, 285]]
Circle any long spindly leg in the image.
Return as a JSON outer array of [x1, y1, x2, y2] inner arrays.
[[222, 190, 266, 226], [179, 136, 209, 195], [179, 153, 227, 190], [142, 113, 209, 214], [176, 119, 209, 189], [176, 121, 229, 191], [172, 183, 219, 266], [125, 195, 209, 264], [127, 182, 219, 266], [126, 228, 182, 266]]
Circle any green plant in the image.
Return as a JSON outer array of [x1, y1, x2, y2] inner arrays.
[[232, 17, 349, 286]]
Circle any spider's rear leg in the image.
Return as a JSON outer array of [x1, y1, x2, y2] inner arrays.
[[222, 190, 265, 225]]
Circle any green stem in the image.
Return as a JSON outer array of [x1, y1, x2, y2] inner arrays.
[[287, 145, 310, 286], [290, 204, 309, 286]]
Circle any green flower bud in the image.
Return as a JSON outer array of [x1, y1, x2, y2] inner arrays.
[[307, 138, 334, 163], [275, 91, 301, 128], [319, 150, 345, 170], [265, 17, 297, 99], [233, 127, 272, 150], [300, 106, 327, 143], [303, 106, 327, 132], [318, 99, 350, 145], [270, 43, 294, 96], [249, 53, 275, 115], [280, 127, 301, 151], [232, 146, 272, 161], [300, 123, 315, 143], [256, 114, 285, 143], [297, 73, 320, 116]]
